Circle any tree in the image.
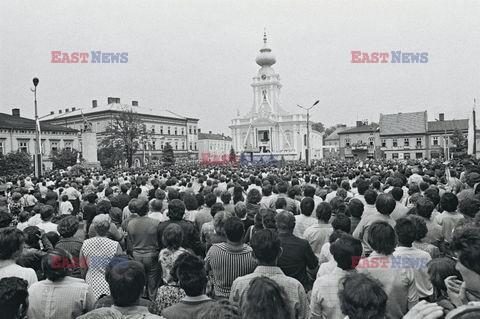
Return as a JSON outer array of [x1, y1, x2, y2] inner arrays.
[[100, 108, 153, 167], [0, 151, 31, 176], [312, 122, 325, 133], [162, 142, 175, 165], [323, 125, 338, 138], [50, 148, 80, 170], [451, 128, 467, 158], [97, 146, 124, 169]]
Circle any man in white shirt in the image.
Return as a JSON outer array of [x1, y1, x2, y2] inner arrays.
[[37, 205, 59, 234]]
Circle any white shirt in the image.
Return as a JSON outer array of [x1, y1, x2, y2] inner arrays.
[[0, 261, 38, 287], [37, 221, 59, 234]]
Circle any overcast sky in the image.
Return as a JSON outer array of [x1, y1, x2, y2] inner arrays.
[[1, 0, 480, 135]]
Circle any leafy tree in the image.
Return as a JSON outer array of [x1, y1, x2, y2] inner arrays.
[[100, 108, 153, 167], [451, 128, 467, 158], [312, 122, 325, 133], [0, 151, 31, 176], [162, 142, 175, 165], [323, 125, 338, 138], [50, 148, 80, 170], [97, 146, 124, 169]]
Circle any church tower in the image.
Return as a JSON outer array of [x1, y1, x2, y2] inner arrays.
[[247, 31, 287, 117]]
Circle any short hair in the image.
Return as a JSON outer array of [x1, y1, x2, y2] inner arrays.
[[0, 227, 25, 260], [416, 197, 435, 219], [408, 215, 428, 241], [176, 253, 208, 296], [300, 197, 315, 217], [332, 214, 351, 233], [242, 276, 292, 319], [250, 229, 281, 264], [364, 189, 378, 205], [150, 199, 163, 212], [275, 197, 287, 209], [61, 194, 69, 202], [277, 182, 288, 194], [367, 221, 396, 255], [198, 300, 241, 319], [57, 215, 79, 238], [275, 211, 295, 231], [356, 180, 369, 195], [23, 226, 41, 247], [441, 192, 458, 212], [424, 188, 440, 207], [391, 187, 404, 201], [347, 199, 364, 218], [162, 223, 184, 250], [132, 198, 149, 217], [94, 219, 111, 236], [459, 198, 480, 219], [262, 184, 273, 197], [167, 199, 186, 220], [220, 191, 232, 205], [316, 202, 332, 222], [224, 216, 245, 242], [234, 201, 247, 219], [42, 249, 71, 281], [339, 272, 387, 319], [181, 194, 197, 211], [247, 189, 262, 204], [261, 209, 277, 230], [210, 203, 225, 218], [213, 211, 232, 236], [0, 277, 28, 319], [375, 193, 396, 216], [97, 200, 112, 215], [106, 260, 145, 307], [304, 185, 316, 198], [451, 225, 480, 276], [205, 193, 217, 208], [330, 234, 362, 270], [40, 205, 55, 221], [394, 217, 416, 246]]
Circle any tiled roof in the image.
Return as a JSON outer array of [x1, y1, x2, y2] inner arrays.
[[324, 126, 352, 140], [0, 113, 77, 132], [198, 132, 232, 141], [337, 124, 379, 135], [380, 111, 427, 136], [40, 103, 196, 121], [428, 119, 468, 132]]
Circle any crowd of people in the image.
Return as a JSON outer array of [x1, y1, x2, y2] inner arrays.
[[0, 158, 480, 319]]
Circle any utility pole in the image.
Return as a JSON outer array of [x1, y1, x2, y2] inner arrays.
[[32, 77, 42, 177], [297, 100, 319, 166]]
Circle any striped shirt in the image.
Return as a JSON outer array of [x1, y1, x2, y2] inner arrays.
[[205, 242, 257, 298]]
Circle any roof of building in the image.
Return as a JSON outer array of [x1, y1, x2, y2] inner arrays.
[[0, 113, 77, 132], [40, 103, 197, 122], [427, 119, 468, 132], [337, 124, 379, 135], [324, 126, 352, 140], [380, 111, 427, 136], [198, 132, 232, 141]]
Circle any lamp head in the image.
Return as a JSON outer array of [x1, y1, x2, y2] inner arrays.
[[33, 78, 39, 87]]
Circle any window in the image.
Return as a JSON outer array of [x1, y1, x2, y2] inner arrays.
[[194, 127, 197, 135], [189, 126, 192, 134], [175, 142, 178, 150], [392, 139, 397, 147], [18, 140, 29, 153], [345, 138, 351, 147], [175, 127, 178, 135], [160, 126, 163, 134], [416, 137, 422, 147], [152, 141, 156, 150], [392, 153, 399, 159], [369, 137, 374, 146], [182, 142, 185, 150], [151, 125, 155, 134], [381, 139, 386, 147], [404, 153, 411, 160], [194, 142, 197, 150], [181, 128, 184, 135], [404, 138, 409, 147], [0, 140, 4, 155], [433, 136, 439, 146], [190, 142, 193, 150], [64, 140, 73, 150], [161, 141, 164, 149], [416, 152, 423, 159], [168, 127, 171, 135]]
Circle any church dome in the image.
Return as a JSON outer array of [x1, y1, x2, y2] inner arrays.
[[255, 32, 276, 67]]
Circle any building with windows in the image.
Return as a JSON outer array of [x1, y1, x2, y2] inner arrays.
[[229, 32, 323, 161], [197, 131, 233, 160], [40, 98, 199, 166], [0, 109, 79, 171], [427, 114, 468, 159], [379, 111, 428, 160], [338, 122, 381, 160], [323, 124, 350, 159]]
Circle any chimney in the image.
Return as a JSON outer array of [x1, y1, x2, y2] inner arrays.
[[356, 121, 363, 127], [71, 107, 76, 111], [92, 100, 98, 108], [50, 111, 54, 115], [132, 101, 138, 107], [65, 108, 69, 113], [197, 128, 201, 133], [439, 113, 445, 121], [107, 97, 115, 104], [59, 109, 63, 114], [12, 108, 20, 117]]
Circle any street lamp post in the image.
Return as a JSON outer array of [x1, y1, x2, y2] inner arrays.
[[32, 77, 42, 177], [297, 100, 319, 166]]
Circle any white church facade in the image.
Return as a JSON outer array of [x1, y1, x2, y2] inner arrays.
[[230, 33, 323, 161]]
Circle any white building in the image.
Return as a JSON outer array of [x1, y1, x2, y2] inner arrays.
[[229, 33, 323, 161], [0, 109, 80, 171], [41, 98, 199, 166], [197, 131, 233, 160]]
